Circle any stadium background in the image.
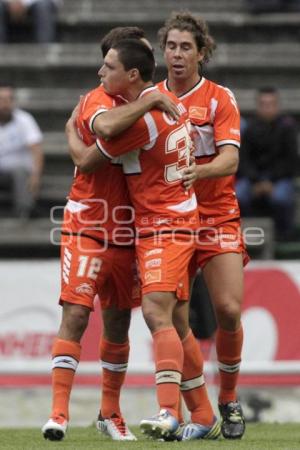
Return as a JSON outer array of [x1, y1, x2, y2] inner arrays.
[[0, 0, 299, 428]]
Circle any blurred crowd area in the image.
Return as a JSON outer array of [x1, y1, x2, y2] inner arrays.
[[0, 0, 300, 260]]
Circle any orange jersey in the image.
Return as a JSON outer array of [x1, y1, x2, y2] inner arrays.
[[158, 78, 241, 226], [64, 85, 133, 245], [96, 86, 199, 235]]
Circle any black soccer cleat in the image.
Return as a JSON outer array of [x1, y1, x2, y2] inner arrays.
[[218, 400, 245, 439]]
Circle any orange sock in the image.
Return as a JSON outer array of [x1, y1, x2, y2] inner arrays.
[[100, 338, 129, 418], [51, 338, 81, 421], [216, 325, 243, 404], [153, 327, 183, 418], [181, 329, 214, 425]]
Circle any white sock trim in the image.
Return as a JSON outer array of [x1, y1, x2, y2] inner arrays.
[[155, 370, 181, 385], [52, 355, 78, 371], [180, 374, 205, 391], [218, 361, 241, 373], [101, 360, 128, 372]]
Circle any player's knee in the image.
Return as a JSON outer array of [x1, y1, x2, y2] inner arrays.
[[142, 310, 168, 333], [142, 294, 174, 333], [142, 302, 170, 333], [173, 313, 189, 340], [60, 303, 90, 338], [215, 298, 241, 330], [103, 309, 131, 342]]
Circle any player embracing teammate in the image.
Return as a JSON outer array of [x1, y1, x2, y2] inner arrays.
[[158, 11, 248, 439], [43, 10, 247, 443]]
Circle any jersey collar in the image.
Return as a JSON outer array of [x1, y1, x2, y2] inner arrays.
[[138, 85, 157, 99], [165, 77, 206, 100]]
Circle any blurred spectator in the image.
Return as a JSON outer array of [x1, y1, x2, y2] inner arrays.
[[245, 0, 300, 13], [0, 83, 43, 219], [0, 0, 58, 43], [236, 87, 298, 239]]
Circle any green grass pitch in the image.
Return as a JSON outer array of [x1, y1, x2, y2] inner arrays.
[[1, 423, 300, 450]]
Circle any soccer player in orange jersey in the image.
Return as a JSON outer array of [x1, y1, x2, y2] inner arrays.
[[157, 12, 249, 439], [42, 27, 180, 442], [65, 39, 221, 441]]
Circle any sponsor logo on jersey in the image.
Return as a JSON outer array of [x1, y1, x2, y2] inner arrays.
[[145, 248, 163, 257], [230, 128, 240, 136], [189, 106, 207, 120], [220, 240, 239, 249], [219, 234, 238, 240], [145, 269, 162, 283], [75, 283, 94, 295], [145, 258, 162, 269]]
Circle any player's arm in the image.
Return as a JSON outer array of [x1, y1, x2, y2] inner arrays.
[[65, 116, 105, 173], [96, 115, 151, 159], [194, 145, 239, 179], [66, 112, 150, 172], [93, 91, 179, 139], [182, 145, 239, 188]]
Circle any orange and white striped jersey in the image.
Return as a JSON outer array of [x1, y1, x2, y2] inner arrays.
[[96, 86, 199, 235], [64, 85, 133, 245], [158, 78, 241, 226]]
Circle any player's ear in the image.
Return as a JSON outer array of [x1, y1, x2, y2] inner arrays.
[[198, 47, 206, 64], [128, 68, 139, 82]]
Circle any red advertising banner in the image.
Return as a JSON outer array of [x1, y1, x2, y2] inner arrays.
[[0, 261, 299, 386]]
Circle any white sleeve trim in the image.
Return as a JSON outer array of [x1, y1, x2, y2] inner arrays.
[[89, 108, 108, 134], [143, 112, 158, 150], [216, 139, 240, 148], [96, 138, 113, 160]]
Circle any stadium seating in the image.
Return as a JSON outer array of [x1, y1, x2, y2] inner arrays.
[[0, 0, 299, 257]]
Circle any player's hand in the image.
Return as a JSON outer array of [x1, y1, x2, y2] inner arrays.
[[182, 162, 198, 189], [148, 91, 180, 121]]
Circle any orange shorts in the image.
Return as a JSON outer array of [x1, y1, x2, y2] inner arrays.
[[60, 234, 140, 310], [136, 233, 195, 301], [191, 219, 250, 272]]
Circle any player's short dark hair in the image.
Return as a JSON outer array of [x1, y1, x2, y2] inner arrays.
[[111, 39, 155, 82], [101, 26, 146, 57]]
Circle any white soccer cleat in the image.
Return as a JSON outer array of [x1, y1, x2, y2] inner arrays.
[[140, 409, 180, 440], [96, 412, 137, 441], [42, 416, 68, 441]]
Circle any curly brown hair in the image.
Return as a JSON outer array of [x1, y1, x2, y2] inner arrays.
[[158, 11, 216, 64]]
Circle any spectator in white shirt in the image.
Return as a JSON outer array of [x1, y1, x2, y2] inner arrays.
[[0, 83, 44, 218], [0, 0, 58, 43]]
